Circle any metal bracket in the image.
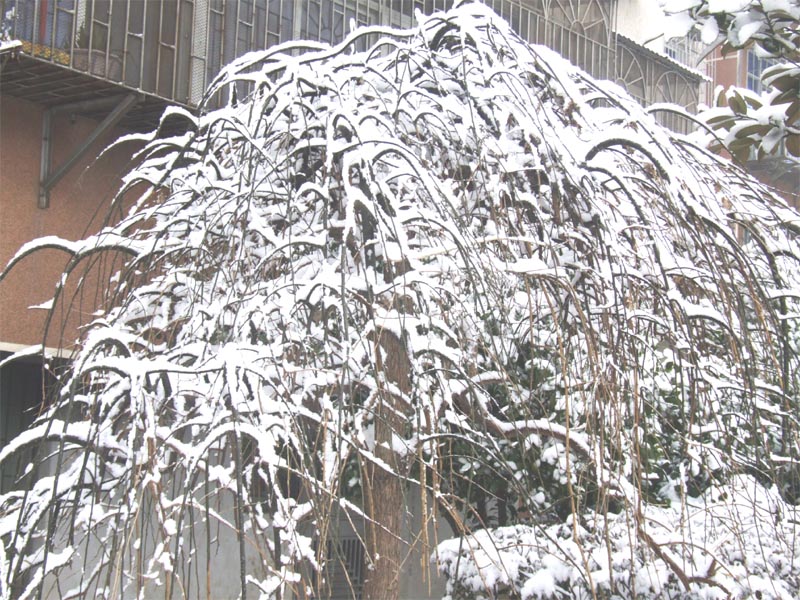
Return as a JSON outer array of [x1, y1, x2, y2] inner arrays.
[[38, 93, 140, 209]]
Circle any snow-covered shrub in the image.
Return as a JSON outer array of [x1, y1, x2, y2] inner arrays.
[[438, 476, 800, 599], [1, 2, 800, 599]]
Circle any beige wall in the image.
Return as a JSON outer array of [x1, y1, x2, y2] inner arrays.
[[616, 0, 666, 52], [0, 94, 137, 351]]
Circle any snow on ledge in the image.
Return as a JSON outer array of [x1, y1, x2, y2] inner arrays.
[[0, 39, 21, 54]]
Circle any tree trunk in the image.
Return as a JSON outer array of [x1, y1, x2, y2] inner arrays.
[[361, 329, 411, 600]]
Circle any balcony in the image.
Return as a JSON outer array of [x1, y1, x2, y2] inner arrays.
[[1, 1, 700, 136], [0, 1, 622, 116], [0, 0, 198, 131]]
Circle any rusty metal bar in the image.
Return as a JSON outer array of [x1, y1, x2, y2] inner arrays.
[[38, 93, 140, 209]]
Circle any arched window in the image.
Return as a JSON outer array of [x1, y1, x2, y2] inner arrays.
[[616, 42, 647, 104]]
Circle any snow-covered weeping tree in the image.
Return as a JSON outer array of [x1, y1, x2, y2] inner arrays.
[[2, 3, 800, 599]]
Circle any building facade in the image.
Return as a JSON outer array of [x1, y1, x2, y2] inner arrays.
[[698, 44, 800, 207], [1, 1, 704, 127]]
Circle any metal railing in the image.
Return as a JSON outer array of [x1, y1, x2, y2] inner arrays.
[[616, 35, 704, 134], [2, 0, 194, 103], [2, 0, 701, 133], [1, 1, 623, 108]]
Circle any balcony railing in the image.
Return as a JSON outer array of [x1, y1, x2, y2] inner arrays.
[[616, 34, 705, 134], [3, 1, 702, 135], [2, 0, 198, 105], [2, 1, 621, 109]]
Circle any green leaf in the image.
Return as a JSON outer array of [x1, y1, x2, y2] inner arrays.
[[786, 133, 800, 157], [706, 114, 735, 127], [785, 100, 800, 125], [774, 89, 797, 105], [736, 124, 770, 138], [728, 92, 747, 115]]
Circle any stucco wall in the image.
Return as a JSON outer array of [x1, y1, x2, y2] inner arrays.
[[0, 94, 137, 351], [615, 0, 666, 52]]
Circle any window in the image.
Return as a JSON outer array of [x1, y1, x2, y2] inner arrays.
[[1, 0, 76, 48], [747, 48, 776, 94], [0, 352, 49, 493], [665, 32, 704, 68]]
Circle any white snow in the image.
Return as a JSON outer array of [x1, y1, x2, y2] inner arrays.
[[2, 3, 799, 599], [0, 39, 21, 53]]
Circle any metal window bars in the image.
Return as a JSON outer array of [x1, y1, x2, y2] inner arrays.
[[616, 35, 704, 135], [0, 1, 701, 130], [1, 1, 614, 103], [322, 536, 366, 599], [746, 48, 777, 95]]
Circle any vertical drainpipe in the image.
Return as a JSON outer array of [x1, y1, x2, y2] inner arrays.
[[38, 108, 53, 209], [615, 0, 621, 81], [190, 0, 209, 106], [38, 0, 48, 43]]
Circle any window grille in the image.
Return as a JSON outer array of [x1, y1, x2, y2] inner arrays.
[[322, 536, 365, 599], [1, 1, 620, 107], [665, 30, 704, 68]]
